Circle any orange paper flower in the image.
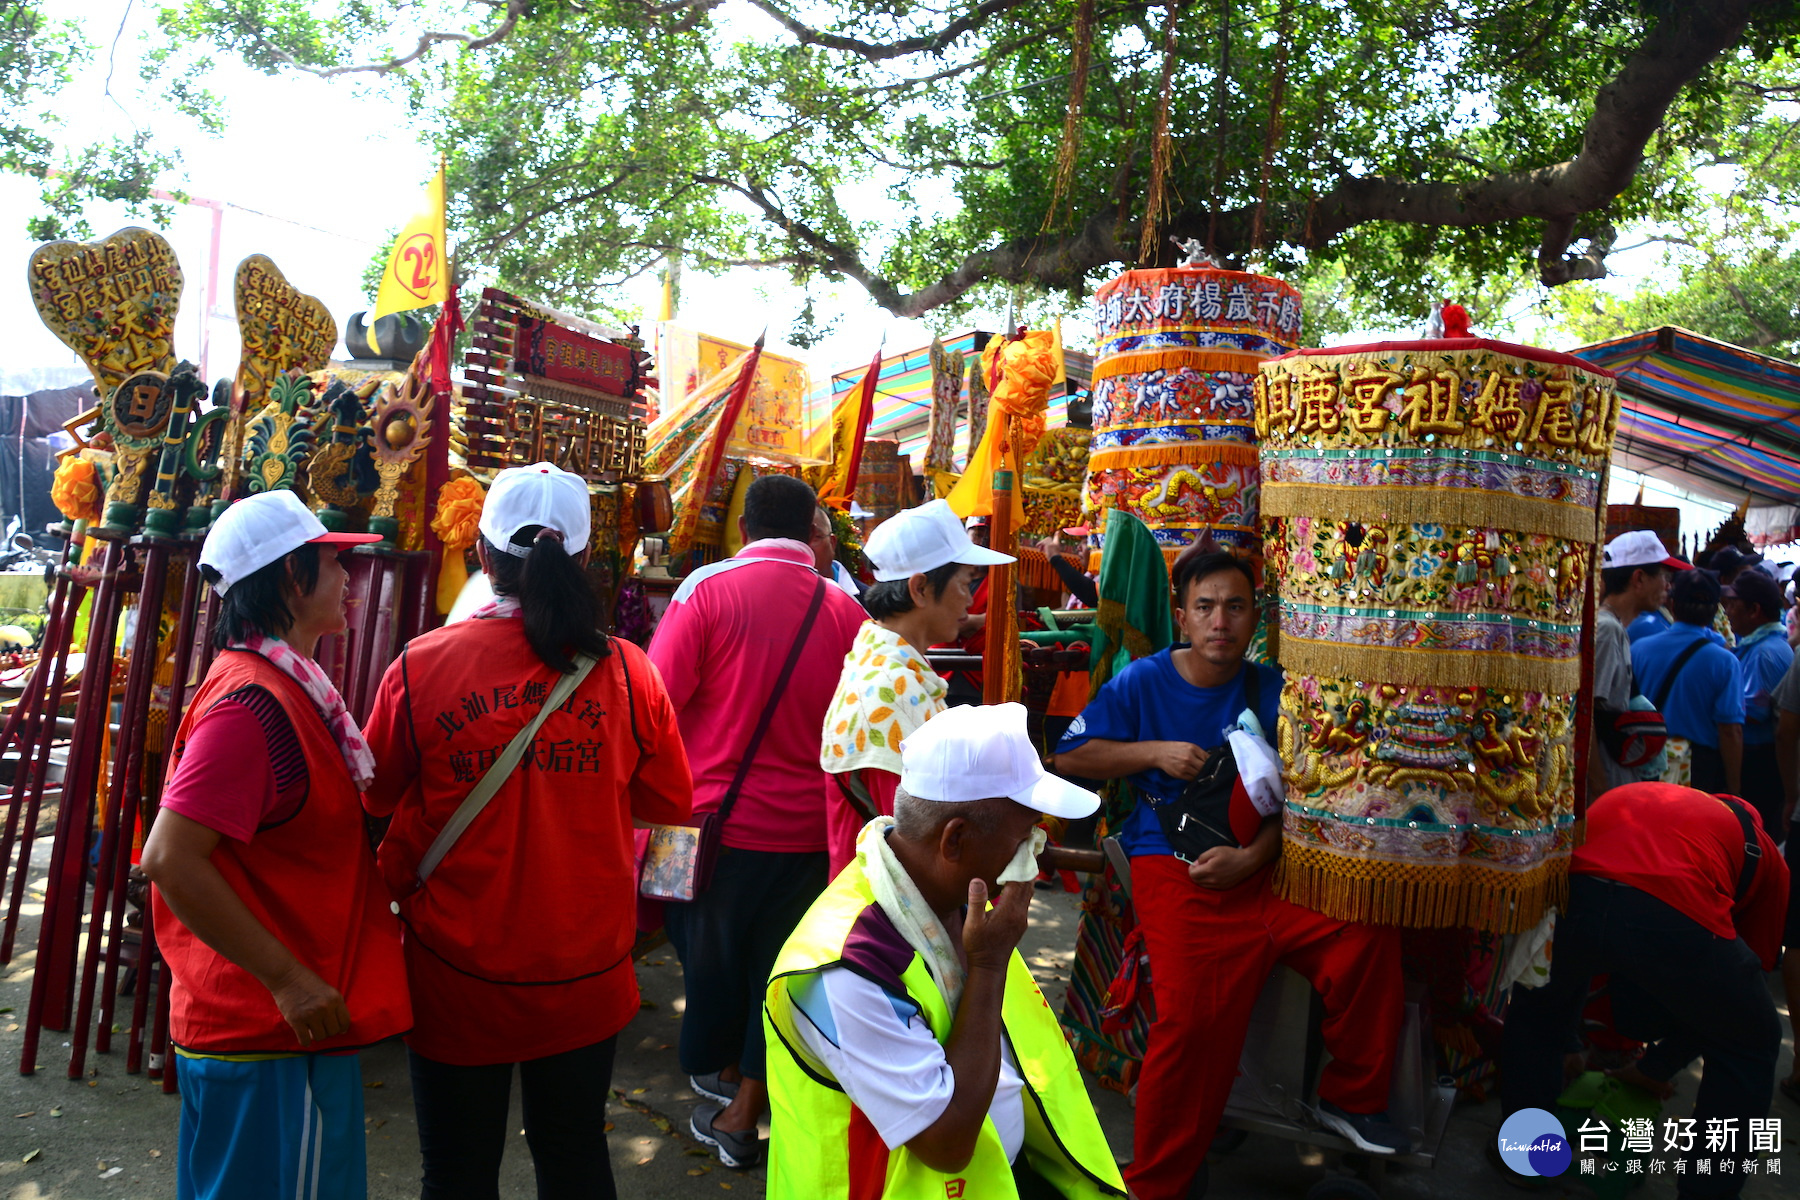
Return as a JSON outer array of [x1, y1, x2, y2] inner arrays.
[[51, 455, 102, 524], [430, 475, 486, 551]]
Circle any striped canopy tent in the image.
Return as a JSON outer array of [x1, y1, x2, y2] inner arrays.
[[1573, 327, 1800, 544], [824, 330, 1094, 467]]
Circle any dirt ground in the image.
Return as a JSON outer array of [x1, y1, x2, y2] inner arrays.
[[0, 835, 1793, 1199]]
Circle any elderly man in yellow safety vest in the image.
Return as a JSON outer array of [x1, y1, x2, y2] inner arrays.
[[764, 703, 1125, 1200]]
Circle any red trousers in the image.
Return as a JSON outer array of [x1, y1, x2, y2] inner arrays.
[[1125, 856, 1404, 1200]]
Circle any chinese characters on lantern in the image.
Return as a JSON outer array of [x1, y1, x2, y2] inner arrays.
[[1098, 276, 1302, 339]]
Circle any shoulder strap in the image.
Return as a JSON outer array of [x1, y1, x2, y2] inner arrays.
[[416, 651, 602, 885], [1243, 663, 1262, 715], [1652, 636, 1709, 711], [1715, 794, 1763, 904], [714, 576, 829, 827], [616, 646, 648, 758]]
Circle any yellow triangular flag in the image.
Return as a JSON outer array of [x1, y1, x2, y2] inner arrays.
[[370, 161, 449, 351], [1051, 316, 1067, 386], [659, 256, 678, 323]]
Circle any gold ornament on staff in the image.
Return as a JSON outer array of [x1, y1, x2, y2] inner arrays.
[[367, 356, 435, 544], [224, 255, 335, 502], [244, 371, 318, 495], [27, 228, 186, 534]]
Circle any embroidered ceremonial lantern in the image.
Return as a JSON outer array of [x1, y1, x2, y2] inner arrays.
[[1082, 268, 1302, 568], [1257, 339, 1618, 933]]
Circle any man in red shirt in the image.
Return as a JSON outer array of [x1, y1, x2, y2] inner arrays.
[[648, 474, 866, 1168], [1500, 783, 1789, 1195]]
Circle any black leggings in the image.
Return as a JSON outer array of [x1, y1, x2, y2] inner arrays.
[[409, 1036, 618, 1200]]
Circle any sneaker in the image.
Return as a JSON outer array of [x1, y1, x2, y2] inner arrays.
[[1316, 1101, 1411, 1155], [691, 1102, 761, 1169], [690, 1071, 739, 1106]]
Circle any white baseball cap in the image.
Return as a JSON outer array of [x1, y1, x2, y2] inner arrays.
[[200, 490, 382, 594], [865, 499, 1014, 582], [900, 703, 1099, 819], [1602, 530, 1691, 572], [478, 462, 591, 556]]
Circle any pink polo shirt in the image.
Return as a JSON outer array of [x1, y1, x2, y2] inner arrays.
[[647, 539, 865, 852]]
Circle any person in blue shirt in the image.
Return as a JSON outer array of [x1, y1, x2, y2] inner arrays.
[[1053, 548, 1407, 1199], [1723, 567, 1792, 834], [1626, 607, 1672, 644], [1632, 570, 1745, 795]]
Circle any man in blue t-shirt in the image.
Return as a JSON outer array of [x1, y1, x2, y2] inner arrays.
[[1632, 570, 1745, 795], [1054, 550, 1407, 1200], [1723, 567, 1791, 834]]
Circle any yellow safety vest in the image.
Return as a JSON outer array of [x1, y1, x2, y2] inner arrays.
[[763, 852, 1125, 1200]]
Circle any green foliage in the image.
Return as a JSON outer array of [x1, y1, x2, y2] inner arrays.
[[0, 0, 179, 241], [96, 0, 1800, 321], [1542, 49, 1800, 356]]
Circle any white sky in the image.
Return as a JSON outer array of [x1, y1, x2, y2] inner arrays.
[[12, 1, 1044, 390]]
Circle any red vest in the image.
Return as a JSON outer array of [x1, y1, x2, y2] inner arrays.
[[153, 650, 411, 1054]]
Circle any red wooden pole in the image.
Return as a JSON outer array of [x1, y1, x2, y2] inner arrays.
[[0, 558, 75, 923], [0, 566, 84, 965], [71, 539, 169, 1075], [22, 540, 128, 1068]]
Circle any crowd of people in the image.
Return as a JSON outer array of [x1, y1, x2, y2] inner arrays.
[[134, 471, 1794, 1200]]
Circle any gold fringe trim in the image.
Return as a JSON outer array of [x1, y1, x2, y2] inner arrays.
[[1262, 481, 1603, 543], [1093, 349, 1266, 383], [1278, 634, 1580, 694], [1273, 839, 1569, 934], [1085, 542, 1258, 572], [1096, 597, 1154, 661], [1088, 440, 1259, 471], [1015, 547, 1085, 592]]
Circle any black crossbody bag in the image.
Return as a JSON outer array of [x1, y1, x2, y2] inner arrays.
[[1144, 666, 1262, 864]]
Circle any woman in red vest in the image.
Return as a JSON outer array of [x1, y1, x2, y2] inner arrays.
[[362, 462, 693, 1200], [142, 489, 411, 1200]]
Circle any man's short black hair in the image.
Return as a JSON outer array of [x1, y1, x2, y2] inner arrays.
[[1670, 569, 1722, 626], [1170, 548, 1254, 607], [1601, 562, 1666, 598], [743, 474, 819, 543]]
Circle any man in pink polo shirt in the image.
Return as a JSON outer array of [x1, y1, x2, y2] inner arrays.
[[648, 473, 866, 1169]]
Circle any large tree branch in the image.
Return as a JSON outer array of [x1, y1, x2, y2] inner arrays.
[[212, 0, 531, 78], [819, 0, 1768, 316], [742, 0, 1041, 61]]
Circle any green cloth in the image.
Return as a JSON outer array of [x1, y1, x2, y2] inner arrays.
[[1089, 509, 1173, 690]]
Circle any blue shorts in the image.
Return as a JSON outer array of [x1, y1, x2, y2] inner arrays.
[[177, 1052, 366, 1200]]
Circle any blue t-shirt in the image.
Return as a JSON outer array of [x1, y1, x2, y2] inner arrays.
[[1733, 625, 1794, 745], [1056, 649, 1283, 857], [1631, 623, 1745, 748], [1626, 610, 1672, 644]]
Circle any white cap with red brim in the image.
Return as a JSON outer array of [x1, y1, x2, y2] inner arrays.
[[200, 489, 381, 594], [900, 702, 1100, 819], [1601, 530, 1691, 571]]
